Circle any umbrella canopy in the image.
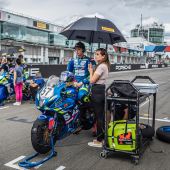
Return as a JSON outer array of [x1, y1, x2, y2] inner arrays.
[[60, 17, 126, 45]]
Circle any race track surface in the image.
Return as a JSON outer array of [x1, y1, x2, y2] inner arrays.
[[0, 67, 170, 170]]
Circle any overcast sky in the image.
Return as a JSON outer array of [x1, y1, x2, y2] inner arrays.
[[1, 0, 170, 38]]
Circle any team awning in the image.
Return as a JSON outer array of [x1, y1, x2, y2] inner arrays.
[[144, 45, 168, 52]]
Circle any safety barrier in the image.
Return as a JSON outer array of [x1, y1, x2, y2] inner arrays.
[[27, 64, 170, 78]]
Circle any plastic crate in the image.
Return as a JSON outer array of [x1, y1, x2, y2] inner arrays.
[[133, 83, 158, 94]]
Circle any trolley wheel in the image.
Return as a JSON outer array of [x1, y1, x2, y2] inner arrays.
[[53, 151, 57, 157], [100, 150, 108, 159], [132, 156, 139, 165]]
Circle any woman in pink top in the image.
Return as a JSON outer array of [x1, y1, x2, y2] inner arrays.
[[88, 48, 110, 148]]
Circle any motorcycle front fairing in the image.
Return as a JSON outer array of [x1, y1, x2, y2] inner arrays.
[[35, 81, 79, 121]]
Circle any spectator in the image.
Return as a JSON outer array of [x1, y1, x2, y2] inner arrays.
[[13, 58, 23, 106], [0, 57, 9, 74], [29, 72, 45, 101], [18, 54, 27, 69], [88, 48, 110, 147]]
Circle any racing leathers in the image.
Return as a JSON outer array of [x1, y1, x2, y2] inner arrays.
[[67, 55, 95, 83], [67, 55, 96, 122]]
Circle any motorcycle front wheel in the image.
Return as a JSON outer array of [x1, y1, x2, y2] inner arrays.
[[31, 119, 57, 154]]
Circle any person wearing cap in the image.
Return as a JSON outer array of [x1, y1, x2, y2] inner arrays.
[[67, 41, 95, 85], [67, 42, 96, 134]]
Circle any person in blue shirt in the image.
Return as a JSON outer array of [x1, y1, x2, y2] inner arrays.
[[29, 72, 45, 101], [67, 42, 96, 86], [67, 42, 96, 134]]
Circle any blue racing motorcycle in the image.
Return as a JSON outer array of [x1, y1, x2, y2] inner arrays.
[[0, 72, 14, 104], [31, 71, 94, 154], [19, 71, 94, 168]]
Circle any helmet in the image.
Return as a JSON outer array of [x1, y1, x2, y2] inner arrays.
[[60, 71, 75, 83], [74, 42, 86, 53]]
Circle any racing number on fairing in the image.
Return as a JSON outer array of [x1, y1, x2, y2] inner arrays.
[[41, 87, 50, 96], [40, 87, 53, 98]]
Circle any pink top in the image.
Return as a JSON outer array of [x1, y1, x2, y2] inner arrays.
[[94, 63, 109, 84]]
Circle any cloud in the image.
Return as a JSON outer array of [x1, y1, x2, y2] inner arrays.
[[85, 13, 105, 19], [55, 13, 106, 26], [164, 23, 170, 34], [1, 0, 170, 42], [54, 15, 82, 26], [123, 0, 170, 8], [0, 0, 9, 8], [142, 17, 159, 25]]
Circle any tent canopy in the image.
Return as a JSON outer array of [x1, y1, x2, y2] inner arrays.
[[164, 46, 170, 52], [154, 46, 166, 52], [144, 46, 155, 52]]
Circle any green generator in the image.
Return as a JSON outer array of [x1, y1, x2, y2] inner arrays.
[[107, 120, 137, 151]]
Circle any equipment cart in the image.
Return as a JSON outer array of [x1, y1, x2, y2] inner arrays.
[[100, 76, 158, 164]]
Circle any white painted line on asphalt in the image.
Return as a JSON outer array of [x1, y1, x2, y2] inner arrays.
[[140, 117, 170, 123], [143, 113, 149, 117], [4, 156, 26, 170], [56, 166, 66, 170], [0, 106, 9, 110], [140, 100, 149, 107], [4, 156, 42, 170]]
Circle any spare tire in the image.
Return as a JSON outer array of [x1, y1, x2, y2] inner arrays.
[[156, 126, 170, 143]]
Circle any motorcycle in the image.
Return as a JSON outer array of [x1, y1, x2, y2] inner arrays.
[[0, 72, 14, 104], [0, 69, 30, 104], [31, 72, 94, 154]]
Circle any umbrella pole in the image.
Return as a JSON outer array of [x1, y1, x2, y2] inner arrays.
[[98, 43, 100, 49], [89, 31, 94, 58], [90, 43, 93, 58], [106, 44, 108, 50]]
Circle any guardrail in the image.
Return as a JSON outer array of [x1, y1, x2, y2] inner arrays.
[[27, 64, 170, 78]]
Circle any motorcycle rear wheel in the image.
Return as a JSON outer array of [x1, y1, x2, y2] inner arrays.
[[81, 106, 95, 130]]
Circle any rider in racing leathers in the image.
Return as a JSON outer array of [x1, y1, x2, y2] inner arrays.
[[67, 42, 95, 84], [67, 42, 96, 134]]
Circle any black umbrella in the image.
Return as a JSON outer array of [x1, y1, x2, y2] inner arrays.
[[60, 17, 126, 45]]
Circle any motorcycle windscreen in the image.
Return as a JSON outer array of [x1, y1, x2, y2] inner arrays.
[[46, 75, 59, 87], [39, 75, 59, 99]]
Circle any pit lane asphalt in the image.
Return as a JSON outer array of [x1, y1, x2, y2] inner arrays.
[[0, 67, 170, 170]]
